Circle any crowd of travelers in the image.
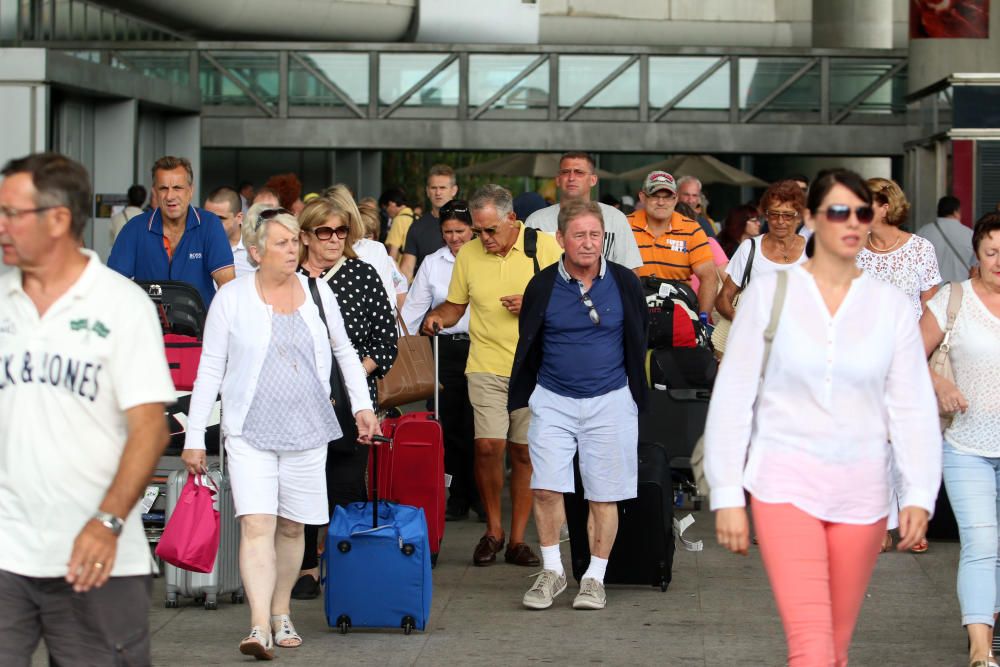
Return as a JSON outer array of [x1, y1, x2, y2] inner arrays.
[[1, 149, 998, 666]]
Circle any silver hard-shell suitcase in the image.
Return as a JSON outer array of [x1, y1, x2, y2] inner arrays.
[[163, 445, 244, 610]]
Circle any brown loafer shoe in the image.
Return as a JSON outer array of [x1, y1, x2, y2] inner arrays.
[[504, 542, 541, 567], [472, 533, 505, 566]]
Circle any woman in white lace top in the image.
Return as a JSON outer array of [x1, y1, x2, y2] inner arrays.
[[856, 177, 942, 553], [921, 212, 1000, 667], [856, 178, 942, 318]]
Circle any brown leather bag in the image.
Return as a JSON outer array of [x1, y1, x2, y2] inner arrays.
[[377, 314, 436, 410]]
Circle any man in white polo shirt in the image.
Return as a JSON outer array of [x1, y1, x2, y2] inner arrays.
[[0, 153, 176, 664]]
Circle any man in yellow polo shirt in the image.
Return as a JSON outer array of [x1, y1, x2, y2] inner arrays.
[[628, 170, 718, 317], [424, 184, 561, 568]]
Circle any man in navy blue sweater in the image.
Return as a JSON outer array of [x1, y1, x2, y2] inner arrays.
[[509, 200, 648, 611]]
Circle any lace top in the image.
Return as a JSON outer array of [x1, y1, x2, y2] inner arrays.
[[856, 235, 942, 318], [927, 281, 1000, 457], [242, 311, 342, 451]]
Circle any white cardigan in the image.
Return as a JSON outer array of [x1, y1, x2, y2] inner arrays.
[[184, 273, 373, 450]]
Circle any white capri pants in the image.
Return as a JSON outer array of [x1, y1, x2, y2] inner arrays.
[[527, 383, 638, 503], [225, 435, 329, 524]]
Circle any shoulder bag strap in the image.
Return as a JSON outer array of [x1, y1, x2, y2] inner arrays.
[[307, 277, 351, 410], [940, 281, 963, 349], [760, 270, 788, 378], [934, 221, 971, 271], [740, 237, 756, 291], [524, 226, 540, 275]]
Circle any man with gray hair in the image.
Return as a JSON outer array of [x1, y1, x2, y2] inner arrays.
[[510, 199, 648, 611], [0, 152, 175, 664], [108, 155, 235, 306], [676, 175, 717, 238], [424, 184, 562, 568]]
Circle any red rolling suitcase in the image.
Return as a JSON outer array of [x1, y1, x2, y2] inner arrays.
[[370, 336, 446, 565]]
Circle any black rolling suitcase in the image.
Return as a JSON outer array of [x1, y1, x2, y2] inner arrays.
[[564, 441, 675, 592], [639, 347, 716, 471]]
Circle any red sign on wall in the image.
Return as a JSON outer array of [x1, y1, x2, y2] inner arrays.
[[911, 0, 990, 38]]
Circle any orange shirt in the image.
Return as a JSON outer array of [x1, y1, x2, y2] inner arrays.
[[629, 210, 713, 281]]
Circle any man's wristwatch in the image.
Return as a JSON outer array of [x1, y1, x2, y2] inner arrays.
[[92, 511, 124, 536]]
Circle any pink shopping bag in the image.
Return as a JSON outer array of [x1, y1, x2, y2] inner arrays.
[[156, 474, 220, 573]]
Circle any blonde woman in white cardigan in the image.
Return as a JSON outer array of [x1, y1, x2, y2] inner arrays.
[[182, 209, 379, 659]]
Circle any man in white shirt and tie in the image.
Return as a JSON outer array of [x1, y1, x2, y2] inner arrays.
[[205, 187, 255, 277]]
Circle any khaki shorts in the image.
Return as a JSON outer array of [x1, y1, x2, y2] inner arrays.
[[467, 372, 531, 444]]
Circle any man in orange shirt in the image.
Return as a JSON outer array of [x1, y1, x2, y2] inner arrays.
[[628, 171, 718, 317]]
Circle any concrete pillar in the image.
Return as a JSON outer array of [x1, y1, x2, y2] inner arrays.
[[90, 99, 138, 259], [0, 50, 49, 168], [165, 114, 202, 201], [812, 0, 893, 49]]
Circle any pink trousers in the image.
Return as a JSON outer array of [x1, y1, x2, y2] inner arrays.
[[751, 497, 887, 667]]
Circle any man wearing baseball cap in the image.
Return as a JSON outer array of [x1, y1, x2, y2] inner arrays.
[[628, 171, 718, 317]]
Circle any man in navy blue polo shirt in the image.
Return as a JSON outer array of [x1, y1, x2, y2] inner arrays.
[[508, 199, 648, 612], [108, 156, 234, 306]]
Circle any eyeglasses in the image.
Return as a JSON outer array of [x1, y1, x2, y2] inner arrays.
[[765, 209, 799, 222], [820, 205, 875, 224], [0, 205, 58, 221], [254, 207, 291, 230], [581, 292, 600, 326], [311, 225, 350, 241]]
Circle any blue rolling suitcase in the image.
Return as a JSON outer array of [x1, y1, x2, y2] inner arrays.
[[324, 436, 432, 635]]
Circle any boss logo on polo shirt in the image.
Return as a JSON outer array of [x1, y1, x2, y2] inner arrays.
[[668, 239, 688, 253], [189, 252, 203, 260], [0, 318, 15, 335], [1, 351, 102, 402]]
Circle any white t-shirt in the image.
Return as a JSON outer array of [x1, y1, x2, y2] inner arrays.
[[725, 234, 806, 287], [704, 266, 941, 523], [526, 202, 644, 270], [927, 281, 1000, 457], [0, 251, 176, 578]]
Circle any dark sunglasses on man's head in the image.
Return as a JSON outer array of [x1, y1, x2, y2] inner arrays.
[[311, 225, 350, 241], [820, 205, 875, 224], [254, 207, 291, 230]]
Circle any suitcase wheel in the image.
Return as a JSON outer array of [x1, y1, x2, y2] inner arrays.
[[164, 599, 178, 609], [204, 600, 218, 610], [231, 592, 245, 604], [337, 540, 352, 554], [430, 552, 438, 568], [401, 616, 416, 635], [659, 578, 668, 593], [400, 542, 415, 557], [336, 615, 351, 634]]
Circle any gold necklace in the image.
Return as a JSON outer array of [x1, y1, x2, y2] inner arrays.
[[867, 231, 903, 253]]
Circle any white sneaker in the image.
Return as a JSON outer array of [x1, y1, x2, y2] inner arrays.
[[522, 569, 567, 610], [572, 577, 607, 610]]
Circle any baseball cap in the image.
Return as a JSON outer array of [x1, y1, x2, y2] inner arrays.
[[643, 171, 677, 196]]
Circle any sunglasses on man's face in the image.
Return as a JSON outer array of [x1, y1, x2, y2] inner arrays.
[[254, 207, 291, 230], [820, 205, 875, 224], [311, 225, 350, 241]]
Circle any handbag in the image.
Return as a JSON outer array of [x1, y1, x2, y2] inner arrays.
[[155, 474, 221, 573], [308, 277, 360, 454], [711, 237, 756, 356], [377, 313, 436, 410], [692, 269, 787, 498], [929, 281, 963, 432]]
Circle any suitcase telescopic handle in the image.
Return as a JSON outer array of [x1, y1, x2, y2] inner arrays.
[[432, 325, 440, 422], [370, 435, 391, 530]]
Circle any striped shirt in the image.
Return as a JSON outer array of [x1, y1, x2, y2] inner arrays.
[[629, 210, 713, 281]]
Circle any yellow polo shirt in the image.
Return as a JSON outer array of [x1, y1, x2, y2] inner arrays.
[[385, 206, 415, 252], [447, 222, 561, 377]]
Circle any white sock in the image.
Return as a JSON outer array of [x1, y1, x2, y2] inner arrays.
[[541, 544, 564, 576], [582, 556, 608, 584]]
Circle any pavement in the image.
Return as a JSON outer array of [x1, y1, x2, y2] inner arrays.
[[137, 502, 966, 666]]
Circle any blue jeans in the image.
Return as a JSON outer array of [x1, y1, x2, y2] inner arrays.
[[943, 441, 1000, 626]]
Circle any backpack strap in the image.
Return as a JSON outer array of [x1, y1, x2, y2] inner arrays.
[[934, 221, 971, 271], [524, 226, 540, 275]]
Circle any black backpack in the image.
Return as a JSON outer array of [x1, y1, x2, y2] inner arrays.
[[523, 226, 540, 274]]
